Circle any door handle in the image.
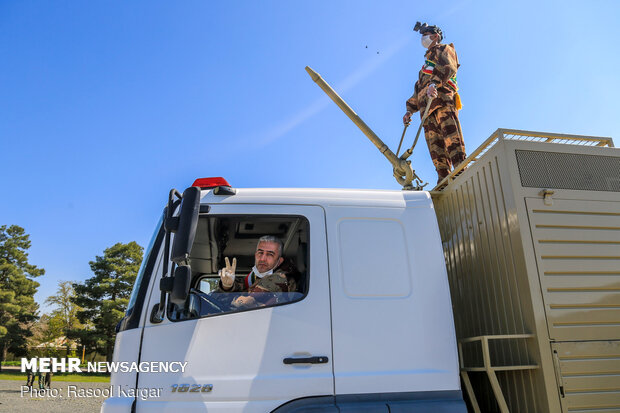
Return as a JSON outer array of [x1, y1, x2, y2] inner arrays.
[[283, 356, 329, 365]]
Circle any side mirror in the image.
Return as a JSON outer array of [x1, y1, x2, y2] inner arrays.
[[171, 186, 200, 264], [153, 186, 200, 323], [170, 265, 192, 306]]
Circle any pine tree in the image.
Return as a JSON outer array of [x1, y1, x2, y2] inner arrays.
[[0, 225, 44, 371], [72, 242, 143, 362]]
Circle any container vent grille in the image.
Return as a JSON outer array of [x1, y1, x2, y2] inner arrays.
[[515, 150, 620, 192]]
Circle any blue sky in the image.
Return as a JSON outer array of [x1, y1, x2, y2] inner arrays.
[[2, 1, 619, 312]]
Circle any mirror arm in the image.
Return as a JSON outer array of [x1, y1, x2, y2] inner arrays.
[[155, 186, 200, 322], [154, 189, 184, 323]]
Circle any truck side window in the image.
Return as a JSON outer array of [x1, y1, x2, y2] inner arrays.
[[168, 215, 309, 321]]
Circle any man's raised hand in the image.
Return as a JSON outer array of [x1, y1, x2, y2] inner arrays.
[[219, 257, 237, 289]]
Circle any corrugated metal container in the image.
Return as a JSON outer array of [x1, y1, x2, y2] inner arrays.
[[431, 129, 620, 413]]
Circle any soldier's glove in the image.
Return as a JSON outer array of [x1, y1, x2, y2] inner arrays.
[[426, 83, 438, 98], [218, 257, 237, 289], [403, 111, 412, 125]]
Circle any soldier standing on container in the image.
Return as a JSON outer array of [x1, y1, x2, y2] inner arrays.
[[403, 23, 466, 182]]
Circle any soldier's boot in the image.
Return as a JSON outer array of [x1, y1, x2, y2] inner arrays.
[[450, 152, 467, 175], [436, 168, 450, 183]]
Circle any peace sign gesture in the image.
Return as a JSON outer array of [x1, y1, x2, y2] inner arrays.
[[219, 257, 237, 289]]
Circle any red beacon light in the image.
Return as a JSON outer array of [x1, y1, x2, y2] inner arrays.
[[192, 177, 230, 188], [192, 177, 235, 195]]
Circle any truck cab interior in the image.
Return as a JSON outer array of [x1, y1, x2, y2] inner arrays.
[[169, 214, 309, 320]]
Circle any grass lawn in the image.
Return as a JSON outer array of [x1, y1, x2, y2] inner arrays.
[[0, 371, 110, 382]]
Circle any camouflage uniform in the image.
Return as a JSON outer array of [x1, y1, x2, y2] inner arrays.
[[217, 268, 298, 307], [406, 42, 465, 180], [26, 367, 35, 388]]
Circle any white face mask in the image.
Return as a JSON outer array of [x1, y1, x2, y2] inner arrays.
[[252, 265, 274, 278], [421, 35, 433, 49]]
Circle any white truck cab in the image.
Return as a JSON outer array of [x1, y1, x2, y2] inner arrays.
[[102, 178, 466, 412]]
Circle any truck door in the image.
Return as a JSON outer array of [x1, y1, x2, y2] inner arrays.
[[135, 204, 333, 412]]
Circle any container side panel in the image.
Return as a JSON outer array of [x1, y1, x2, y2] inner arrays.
[[434, 155, 546, 413], [553, 341, 620, 413], [526, 198, 620, 341]]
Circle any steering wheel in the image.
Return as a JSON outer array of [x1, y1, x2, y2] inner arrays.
[[190, 288, 231, 314]]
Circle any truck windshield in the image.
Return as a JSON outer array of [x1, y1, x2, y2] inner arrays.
[[126, 213, 164, 315]]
